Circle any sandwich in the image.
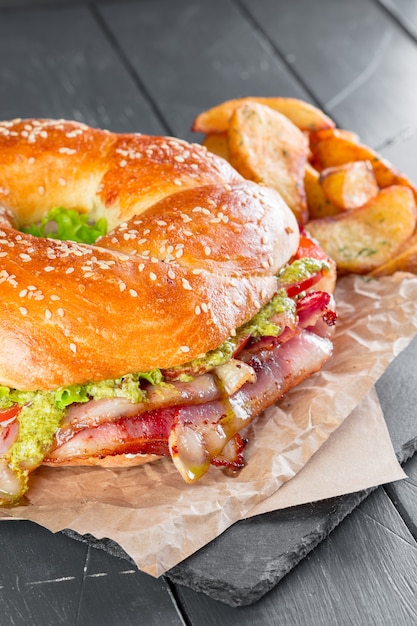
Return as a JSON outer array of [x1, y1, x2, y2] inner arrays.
[[0, 118, 337, 505]]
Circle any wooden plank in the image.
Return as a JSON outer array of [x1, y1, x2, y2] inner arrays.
[[0, 521, 185, 626], [380, 131, 417, 181], [386, 453, 417, 539], [240, 0, 417, 148], [98, 0, 313, 142], [0, 520, 88, 625], [0, 4, 165, 134], [76, 544, 186, 626], [377, 0, 417, 40], [175, 488, 417, 625]]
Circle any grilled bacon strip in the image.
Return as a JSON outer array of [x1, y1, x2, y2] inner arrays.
[[44, 292, 335, 482]]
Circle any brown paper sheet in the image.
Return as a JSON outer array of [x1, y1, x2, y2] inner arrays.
[[247, 387, 405, 517], [1, 272, 416, 577]]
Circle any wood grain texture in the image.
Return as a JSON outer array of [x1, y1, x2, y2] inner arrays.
[[0, 520, 88, 626], [377, 0, 417, 39], [380, 131, 417, 181], [0, 4, 165, 134], [386, 454, 417, 540], [0, 520, 185, 626], [240, 0, 417, 148], [176, 489, 417, 625], [97, 0, 312, 142], [76, 544, 186, 626]]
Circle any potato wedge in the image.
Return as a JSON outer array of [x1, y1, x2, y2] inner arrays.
[[311, 127, 360, 145], [310, 129, 417, 203], [304, 163, 341, 219], [368, 232, 417, 277], [319, 160, 379, 210], [202, 133, 229, 160], [228, 101, 309, 223], [305, 186, 417, 274], [193, 97, 335, 135]]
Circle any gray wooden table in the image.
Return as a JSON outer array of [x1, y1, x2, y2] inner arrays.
[[0, 1, 417, 624]]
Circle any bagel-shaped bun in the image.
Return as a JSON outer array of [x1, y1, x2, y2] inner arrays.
[[0, 119, 299, 391]]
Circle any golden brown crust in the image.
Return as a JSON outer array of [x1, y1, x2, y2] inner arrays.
[[0, 118, 299, 391]]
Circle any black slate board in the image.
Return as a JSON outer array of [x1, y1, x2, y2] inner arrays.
[[175, 485, 417, 625]]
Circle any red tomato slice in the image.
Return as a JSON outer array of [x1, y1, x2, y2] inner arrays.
[[0, 405, 20, 423], [295, 229, 329, 262]]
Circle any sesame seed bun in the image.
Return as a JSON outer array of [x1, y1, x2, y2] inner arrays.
[[0, 119, 299, 391]]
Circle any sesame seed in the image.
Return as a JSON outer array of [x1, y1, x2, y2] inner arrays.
[[44, 266, 55, 272], [19, 289, 27, 298], [19, 307, 28, 316], [149, 272, 157, 281], [70, 343, 77, 354], [168, 269, 175, 279], [230, 329, 237, 337], [28, 157, 35, 165], [195, 305, 201, 315], [57, 308, 65, 317], [19, 253, 31, 262], [58, 147, 77, 155], [180, 345, 190, 352], [65, 267, 75, 274], [58, 178, 67, 186], [182, 278, 192, 290], [0, 252, 7, 258], [38, 186, 45, 195], [50, 295, 60, 301], [138, 263, 145, 272], [119, 282, 126, 292], [45, 309, 52, 319], [129, 289, 138, 297], [204, 246, 211, 256], [201, 303, 208, 313]]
